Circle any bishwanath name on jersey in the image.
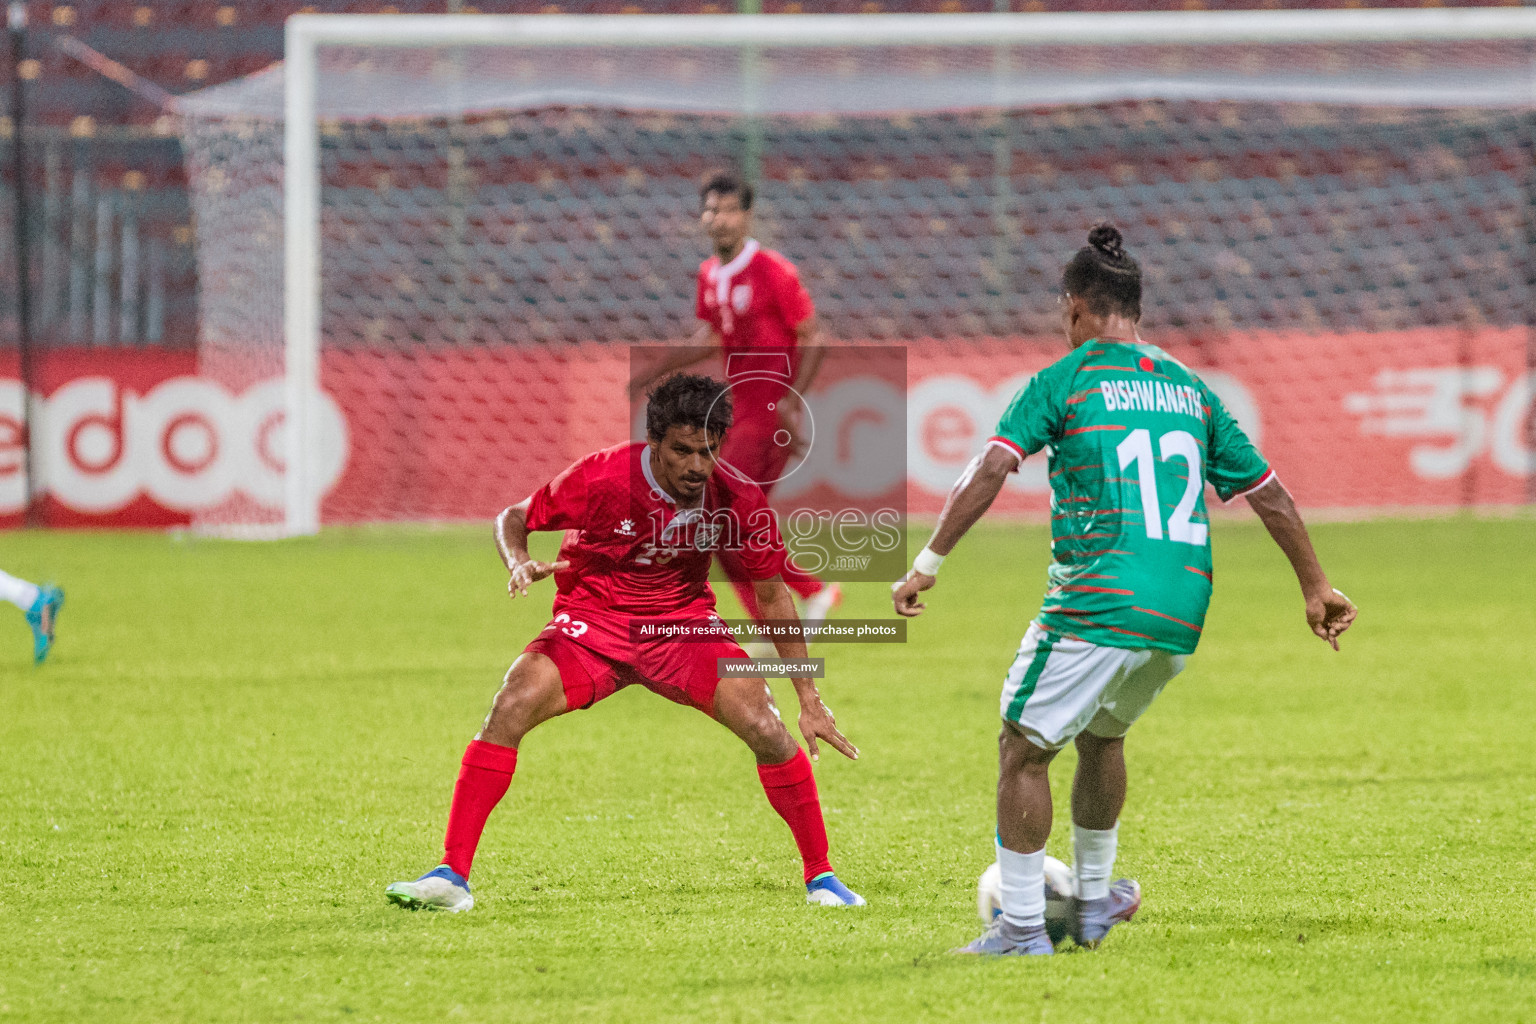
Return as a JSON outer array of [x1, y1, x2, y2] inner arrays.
[[1099, 378, 1208, 420]]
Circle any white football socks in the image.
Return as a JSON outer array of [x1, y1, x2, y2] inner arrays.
[[1073, 823, 1118, 902], [0, 570, 39, 612], [996, 840, 1046, 928]]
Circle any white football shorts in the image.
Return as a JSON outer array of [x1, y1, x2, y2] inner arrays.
[[1000, 621, 1187, 750]]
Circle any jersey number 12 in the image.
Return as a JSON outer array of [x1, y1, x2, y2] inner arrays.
[[1116, 428, 1208, 546]]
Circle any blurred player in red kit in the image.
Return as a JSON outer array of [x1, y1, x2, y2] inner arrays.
[[385, 374, 866, 911], [630, 172, 841, 629]]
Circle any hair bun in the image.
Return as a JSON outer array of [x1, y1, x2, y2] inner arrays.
[[1088, 224, 1124, 260]]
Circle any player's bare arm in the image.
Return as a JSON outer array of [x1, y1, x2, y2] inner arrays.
[[891, 444, 1017, 618], [628, 323, 721, 401], [775, 316, 828, 453], [493, 500, 569, 598], [791, 316, 827, 393], [1243, 475, 1358, 649], [754, 575, 858, 762]]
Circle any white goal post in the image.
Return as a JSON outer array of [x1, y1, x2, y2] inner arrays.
[[272, 8, 1536, 536]]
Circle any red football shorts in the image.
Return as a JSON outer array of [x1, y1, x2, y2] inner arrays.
[[522, 627, 748, 717]]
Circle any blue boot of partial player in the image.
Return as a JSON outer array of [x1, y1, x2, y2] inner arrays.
[[1071, 877, 1141, 948], [385, 865, 474, 913], [953, 917, 1055, 956], [805, 872, 865, 906], [26, 585, 64, 665]]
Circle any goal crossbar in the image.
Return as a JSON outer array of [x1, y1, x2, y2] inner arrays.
[[287, 9, 1536, 50]]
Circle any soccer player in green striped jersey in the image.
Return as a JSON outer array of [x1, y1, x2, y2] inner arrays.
[[892, 225, 1357, 957]]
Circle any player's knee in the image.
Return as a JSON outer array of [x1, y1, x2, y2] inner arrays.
[[488, 681, 529, 726], [483, 657, 564, 742], [1074, 730, 1123, 760], [999, 722, 1056, 774], [737, 708, 795, 761]]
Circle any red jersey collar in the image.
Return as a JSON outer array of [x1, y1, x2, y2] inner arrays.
[[638, 443, 675, 505], [713, 237, 761, 309]]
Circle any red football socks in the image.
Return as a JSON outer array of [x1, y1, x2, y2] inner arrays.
[[444, 743, 832, 883], [782, 570, 825, 602], [729, 573, 825, 621], [441, 740, 518, 879], [757, 748, 833, 882]]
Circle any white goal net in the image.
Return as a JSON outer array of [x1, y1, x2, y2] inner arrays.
[[178, 11, 1536, 535]]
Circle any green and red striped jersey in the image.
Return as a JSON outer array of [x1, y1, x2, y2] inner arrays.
[[990, 338, 1271, 655]]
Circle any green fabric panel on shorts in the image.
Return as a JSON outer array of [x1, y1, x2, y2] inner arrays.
[[1004, 631, 1058, 722]]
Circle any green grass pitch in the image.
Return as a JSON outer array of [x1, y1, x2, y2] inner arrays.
[[1, 516, 1533, 1023]]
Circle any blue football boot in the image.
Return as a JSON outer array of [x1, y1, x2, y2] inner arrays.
[[26, 585, 63, 665], [806, 872, 865, 906], [953, 917, 1055, 956], [1071, 878, 1141, 948]]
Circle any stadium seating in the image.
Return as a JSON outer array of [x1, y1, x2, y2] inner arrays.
[[292, 101, 1528, 347], [0, 0, 1522, 351]]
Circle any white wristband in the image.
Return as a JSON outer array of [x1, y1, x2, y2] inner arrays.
[[913, 546, 946, 576]]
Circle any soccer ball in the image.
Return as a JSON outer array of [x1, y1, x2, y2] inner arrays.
[[977, 855, 1075, 945]]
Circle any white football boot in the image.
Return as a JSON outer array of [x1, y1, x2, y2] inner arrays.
[[385, 865, 474, 912]]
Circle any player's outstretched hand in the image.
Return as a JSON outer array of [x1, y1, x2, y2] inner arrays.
[[799, 698, 858, 762], [890, 570, 935, 618], [1306, 587, 1357, 650], [508, 559, 570, 598]]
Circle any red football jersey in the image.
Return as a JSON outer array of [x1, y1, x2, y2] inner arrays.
[[696, 239, 814, 430], [522, 442, 787, 654]]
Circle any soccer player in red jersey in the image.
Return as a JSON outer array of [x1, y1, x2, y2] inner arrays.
[[385, 374, 865, 912], [630, 172, 841, 628]]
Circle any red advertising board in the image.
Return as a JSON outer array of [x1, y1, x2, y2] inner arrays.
[[3, 331, 1531, 528]]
